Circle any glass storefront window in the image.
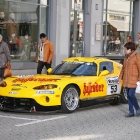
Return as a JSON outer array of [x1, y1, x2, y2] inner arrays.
[[103, 0, 133, 56], [70, 0, 84, 57], [0, 0, 49, 61]]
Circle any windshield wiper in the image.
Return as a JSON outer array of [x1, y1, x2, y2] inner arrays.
[[71, 73, 78, 76]]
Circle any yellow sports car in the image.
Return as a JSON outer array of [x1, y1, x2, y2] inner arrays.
[[0, 57, 127, 113]]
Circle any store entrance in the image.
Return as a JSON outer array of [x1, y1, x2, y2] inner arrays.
[[70, 0, 84, 57]]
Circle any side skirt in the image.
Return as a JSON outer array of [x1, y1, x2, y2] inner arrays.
[[79, 94, 121, 108]]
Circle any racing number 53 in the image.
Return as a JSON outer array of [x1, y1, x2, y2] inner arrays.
[[111, 85, 117, 93]]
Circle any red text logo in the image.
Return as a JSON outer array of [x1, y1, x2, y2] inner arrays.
[[83, 82, 104, 96]]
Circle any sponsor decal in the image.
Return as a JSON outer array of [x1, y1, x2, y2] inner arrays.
[[36, 90, 54, 94], [83, 82, 104, 96], [106, 77, 120, 95], [12, 78, 61, 83], [106, 77, 119, 85], [17, 75, 34, 78], [8, 91, 17, 94], [11, 88, 21, 91]]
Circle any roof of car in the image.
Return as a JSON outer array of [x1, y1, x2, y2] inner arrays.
[[63, 57, 111, 63]]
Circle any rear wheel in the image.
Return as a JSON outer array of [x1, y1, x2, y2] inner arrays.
[[61, 85, 79, 113]]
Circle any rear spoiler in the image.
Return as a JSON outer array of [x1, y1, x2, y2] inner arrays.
[[95, 56, 124, 64]]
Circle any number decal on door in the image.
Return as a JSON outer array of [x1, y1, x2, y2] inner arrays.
[[106, 77, 120, 95], [111, 85, 117, 93]]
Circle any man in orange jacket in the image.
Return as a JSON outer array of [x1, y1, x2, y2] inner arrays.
[[36, 33, 54, 74]]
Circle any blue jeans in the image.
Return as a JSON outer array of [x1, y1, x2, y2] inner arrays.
[[126, 88, 140, 114]]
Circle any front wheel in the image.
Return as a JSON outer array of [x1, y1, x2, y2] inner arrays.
[[61, 85, 79, 113], [120, 87, 128, 103]]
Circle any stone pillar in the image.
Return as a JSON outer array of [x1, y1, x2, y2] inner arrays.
[[49, 0, 70, 67], [83, 0, 103, 57], [133, 0, 140, 41]]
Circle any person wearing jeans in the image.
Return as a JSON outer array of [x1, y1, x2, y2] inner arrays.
[[125, 88, 140, 115], [119, 42, 140, 117], [36, 33, 54, 74]]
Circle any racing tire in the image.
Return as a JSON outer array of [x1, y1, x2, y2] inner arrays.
[[120, 87, 128, 103], [61, 85, 79, 113]]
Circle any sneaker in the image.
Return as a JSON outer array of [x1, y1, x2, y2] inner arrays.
[[136, 109, 140, 116], [125, 113, 135, 118]]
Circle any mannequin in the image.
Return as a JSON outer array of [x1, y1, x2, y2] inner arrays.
[[20, 35, 32, 60], [0, 12, 7, 42], [6, 13, 18, 54], [0, 12, 5, 22]]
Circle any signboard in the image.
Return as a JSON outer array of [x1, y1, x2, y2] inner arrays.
[[95, 24, 101, 41], [109, 14, 126, 21], [75, 3, 82, 11]]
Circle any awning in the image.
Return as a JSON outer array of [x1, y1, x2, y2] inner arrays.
[[108, 21, 130, 32]]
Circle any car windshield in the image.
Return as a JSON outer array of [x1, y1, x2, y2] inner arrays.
[[52, 62, 97, 76]]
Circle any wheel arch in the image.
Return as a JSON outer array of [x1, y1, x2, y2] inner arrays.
[[62, 83, 81, 96]]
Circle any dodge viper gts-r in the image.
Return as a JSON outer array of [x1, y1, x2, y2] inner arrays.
[[0, 57, 127, 113]]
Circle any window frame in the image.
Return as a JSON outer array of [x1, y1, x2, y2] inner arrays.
[[99, 61, 114, 75]]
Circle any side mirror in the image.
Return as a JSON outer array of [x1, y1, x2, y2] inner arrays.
[[99, 70, 109, 77], [47, 68, 53, 74]]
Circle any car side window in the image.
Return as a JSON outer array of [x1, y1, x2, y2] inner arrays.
[[99, 61, 114, 74]]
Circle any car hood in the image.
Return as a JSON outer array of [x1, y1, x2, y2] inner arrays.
[[0, 74, 98, 97], [4, 74, 98, 84]]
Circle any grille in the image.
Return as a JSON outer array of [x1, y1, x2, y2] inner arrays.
[[0, 96, 35, 110]]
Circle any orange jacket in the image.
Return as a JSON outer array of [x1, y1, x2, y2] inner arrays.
[[119, 51, 140, 88], [36, 40, 54, 63]]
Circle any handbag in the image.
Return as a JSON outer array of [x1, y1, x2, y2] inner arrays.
[[4, 63, 12, 78], [135, 82, 140, 94]]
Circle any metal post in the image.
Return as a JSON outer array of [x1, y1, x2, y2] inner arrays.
[[72, 0, 78, 57], [38, 0, 41, 45], [129, 0, 132, 35], [104, 0, 108, 56]]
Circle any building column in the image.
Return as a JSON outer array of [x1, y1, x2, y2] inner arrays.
[[133, 0, 140, 41], [49, 0, 70, 67], [83, 0, 103, 57]]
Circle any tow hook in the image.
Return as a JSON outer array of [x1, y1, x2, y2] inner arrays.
[[30, 106, 36, 112]]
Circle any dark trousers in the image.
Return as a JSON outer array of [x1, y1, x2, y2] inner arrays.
[[0, 68, 4, 82], [126, 88, 140, 114], [37, 60, 51, 74]]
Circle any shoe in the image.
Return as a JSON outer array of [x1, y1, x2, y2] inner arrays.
[[136, 109, 140, 116], [125, 113, 135, 117]]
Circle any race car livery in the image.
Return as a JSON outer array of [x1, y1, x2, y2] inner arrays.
[[0, 57, 127, 113]]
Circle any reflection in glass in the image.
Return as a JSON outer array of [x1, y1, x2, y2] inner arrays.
[[0, 0, 48, 61], [52, 62, 97, 76], [70, 0, 84, 57], [103, 0, 133, 56]]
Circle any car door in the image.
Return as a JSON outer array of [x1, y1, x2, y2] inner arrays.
[[99, 61, 121, 96], [80, 62, 107, 99]]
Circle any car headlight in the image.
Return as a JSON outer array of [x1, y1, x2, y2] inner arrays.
[[0, 81, 7, 87], [33, 84, 57, 90]]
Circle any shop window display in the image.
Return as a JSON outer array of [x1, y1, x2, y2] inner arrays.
[[0, 0, 48, 61], [103, 0, 133, 56], [69, 0, 84, 57]]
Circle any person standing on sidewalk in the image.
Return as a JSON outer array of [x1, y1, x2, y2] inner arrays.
[[119, 42, 140, 117], [0, 34, 11, 82], [36, 33, 54, 74]]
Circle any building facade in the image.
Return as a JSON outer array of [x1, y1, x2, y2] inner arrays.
[[0, 0, 139, 75]]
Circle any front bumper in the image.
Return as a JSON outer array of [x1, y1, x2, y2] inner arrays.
[[0, 96, 61, 112]]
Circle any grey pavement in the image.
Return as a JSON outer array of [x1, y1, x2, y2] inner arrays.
[[0, 94, 140, 140]]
